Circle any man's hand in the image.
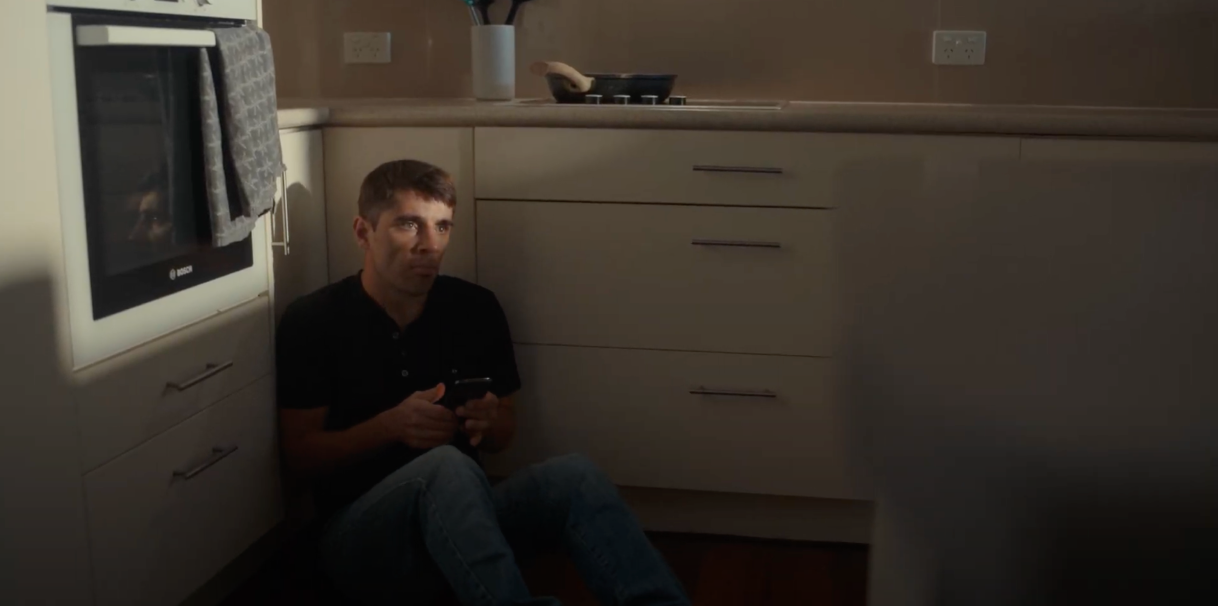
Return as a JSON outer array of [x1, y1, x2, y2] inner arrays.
[[377, 384, 459, 450], [456, 392, 500, 448]]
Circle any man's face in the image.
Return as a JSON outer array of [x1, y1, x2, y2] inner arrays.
[[355, 191, 453, 297]]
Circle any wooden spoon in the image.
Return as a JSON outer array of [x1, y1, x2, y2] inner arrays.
[[529, 61, 595, 94]]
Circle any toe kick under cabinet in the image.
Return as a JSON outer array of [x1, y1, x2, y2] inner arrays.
[[477, 128, 1019, 500]]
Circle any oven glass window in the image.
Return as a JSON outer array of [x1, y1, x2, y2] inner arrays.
[[75, 37, 252, 320]]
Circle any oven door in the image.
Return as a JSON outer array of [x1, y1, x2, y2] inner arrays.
[[48, 12, 270, 369]]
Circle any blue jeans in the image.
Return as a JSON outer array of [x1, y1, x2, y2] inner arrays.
[[318, 446, 691, 606]]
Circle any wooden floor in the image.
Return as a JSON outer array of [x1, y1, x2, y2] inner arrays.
[[220, 531, 868, 606]]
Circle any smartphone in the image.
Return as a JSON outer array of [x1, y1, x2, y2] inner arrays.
[[443, 377, 493, 411]]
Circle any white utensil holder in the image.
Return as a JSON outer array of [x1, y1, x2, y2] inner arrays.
[[471, 25, 515, 100]]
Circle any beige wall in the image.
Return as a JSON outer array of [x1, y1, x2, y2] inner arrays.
[[265, 0, 1218, 108]]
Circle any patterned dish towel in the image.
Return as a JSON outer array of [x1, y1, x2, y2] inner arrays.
[[199, 26, 283, 248]]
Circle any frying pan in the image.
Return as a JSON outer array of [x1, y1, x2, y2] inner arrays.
[[531, 61, 677, 104]]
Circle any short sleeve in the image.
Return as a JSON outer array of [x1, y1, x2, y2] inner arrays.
[[275, 305, 333, 410], [484, 293, 522, 398]]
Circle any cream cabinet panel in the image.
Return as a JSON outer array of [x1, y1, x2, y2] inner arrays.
[[475, 128, 1018, 207], [485, 345, 866, 500], [75, 295, 272, 472], [273, 128, 329, 319], [1021, 138, 1218, 163], [478, 201, 834, 357], [324, 127, 476, 283], [84, 376, 282, 606]]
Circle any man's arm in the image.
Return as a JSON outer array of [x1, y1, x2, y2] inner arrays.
[[279, 407, 395, 478], [280, 384, 458, 478]]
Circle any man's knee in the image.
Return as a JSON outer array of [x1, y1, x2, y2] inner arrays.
[[408, 445, 482, 482], [541, 452, 609, 486]]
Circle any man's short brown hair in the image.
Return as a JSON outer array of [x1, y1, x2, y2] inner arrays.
[[358, 160, 457, 223]]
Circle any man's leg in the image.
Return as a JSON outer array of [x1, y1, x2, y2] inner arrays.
[[493, 454, 691, 606], [319, 445, 560, 606]]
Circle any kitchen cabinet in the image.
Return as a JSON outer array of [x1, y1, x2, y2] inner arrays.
[[476, 129, 1018, 509], [84, 376, 282, 606], [273, 127, 329, 319], [323, 127, 476, 284], [486, 345, 867, 501], [0, 3, 92, 604], [478, 200, 836, 357], [475, 128, 1018, 206], [75, 295, 272, 472], [1020, 138, 1218, 163]]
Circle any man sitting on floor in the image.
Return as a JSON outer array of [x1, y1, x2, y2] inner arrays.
[[276, 159, 689, 606]]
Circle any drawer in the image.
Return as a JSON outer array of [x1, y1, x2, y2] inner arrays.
[[75, 295, 273, 472], [474, 128, 1019, 207], [485, 345, 867, 500], [84, 376, 282, 606], [477, 201, 833, 356]]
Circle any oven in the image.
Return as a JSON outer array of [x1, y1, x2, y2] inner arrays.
[[47, 0, 271, 369]]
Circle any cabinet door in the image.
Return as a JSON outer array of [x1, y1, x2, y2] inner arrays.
[[84, 377, 282, 606], [273, 128, 329, 319], [323, 128, 476, 283], [485, 345, 867, 500], [475, 128, 1020, 207], [478, 201, 835, 357]]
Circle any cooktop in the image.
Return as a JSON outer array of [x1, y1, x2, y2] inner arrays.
[[510, 98, 786, 111]]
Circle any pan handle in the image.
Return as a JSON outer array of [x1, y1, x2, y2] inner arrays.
[[531, 61, 595, 93]]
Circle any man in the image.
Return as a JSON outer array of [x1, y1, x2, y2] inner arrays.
[[276, 160, 689, 606]]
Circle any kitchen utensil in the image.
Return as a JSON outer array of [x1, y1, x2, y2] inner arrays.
[[505, 0, 533, 25], [477, 0, 493, 26], [532, 61, 678, 104], [461, 0, 482, 25]]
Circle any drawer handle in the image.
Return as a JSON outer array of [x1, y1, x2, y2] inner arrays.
[[166, 361, 234, 392], [691, 239, 783, 249], [690, 387, 779, 399], [692, 165, 785, 175], [173, 445, 239, 481]]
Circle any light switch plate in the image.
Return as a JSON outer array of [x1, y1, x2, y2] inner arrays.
[[343, 32, 392, 64], [933, 30, 987, 65]]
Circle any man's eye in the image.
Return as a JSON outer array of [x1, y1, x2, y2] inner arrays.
[[437, 224, 451, 234], [398, 220, 417, 230]]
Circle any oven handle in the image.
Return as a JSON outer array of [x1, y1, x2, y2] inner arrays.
[[75, 25, 218, 48], [272, 164, 291, 255]]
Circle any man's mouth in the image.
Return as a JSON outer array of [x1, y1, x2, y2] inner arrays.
[[409, 264, 439, 276]]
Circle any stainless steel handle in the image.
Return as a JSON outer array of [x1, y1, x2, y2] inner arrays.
[[692, 165, 784, 175], [173, 446, 239, 481], [689, 387, 779, 399], [271, 164, 291, 255], [166, 361, 234, 392], [76, 25, 217, 48], [691, 239, 782, 249]]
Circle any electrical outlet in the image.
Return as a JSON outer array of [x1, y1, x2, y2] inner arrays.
[[343, 32, 392, 64], [933, 30, 986, 66]]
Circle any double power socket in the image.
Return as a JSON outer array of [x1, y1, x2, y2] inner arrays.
[[932, 30, 987, 66], [344, 32, 392, 64]]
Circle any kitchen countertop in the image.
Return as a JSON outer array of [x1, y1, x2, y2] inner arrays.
[[278, 98, 1218, 140]]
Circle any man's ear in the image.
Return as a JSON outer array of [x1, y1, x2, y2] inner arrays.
[[353, 215, 373, 252]]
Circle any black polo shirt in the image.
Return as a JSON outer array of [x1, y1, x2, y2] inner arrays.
[[275, 273, 521, 518]]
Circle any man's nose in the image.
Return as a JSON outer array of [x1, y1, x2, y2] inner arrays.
[[415, 225, 440, 252]]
